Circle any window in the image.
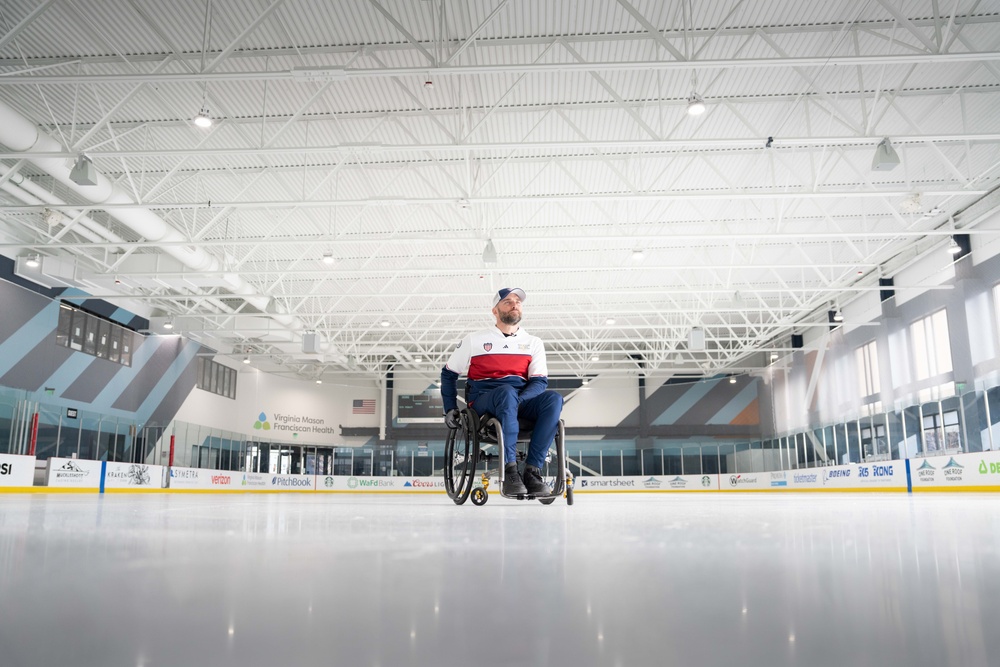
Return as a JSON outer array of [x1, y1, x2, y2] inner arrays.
[[861, 422, 888, 460], [855, 340, 880, 398], [910, 309, 954, 401], [910, 309, 952, 380], [197, 358, 237, 400], [56, 302, 136, 367], [922, 409, 961, 454]]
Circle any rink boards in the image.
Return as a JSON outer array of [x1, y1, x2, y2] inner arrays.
[[3, 451, 1000, 493]]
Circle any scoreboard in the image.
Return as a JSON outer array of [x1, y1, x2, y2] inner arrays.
[[396, 393, 445, 423]]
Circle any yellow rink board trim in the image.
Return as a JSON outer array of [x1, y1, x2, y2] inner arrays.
[[911, 485, 1000, 493], [2, 486, 999, 494]]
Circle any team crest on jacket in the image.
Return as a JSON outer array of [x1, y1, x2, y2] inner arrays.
[[483, 342, 492, 352]]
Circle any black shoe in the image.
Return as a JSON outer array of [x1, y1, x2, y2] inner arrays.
[[523, 465, 551, 495], [502, 463, 527, 495]]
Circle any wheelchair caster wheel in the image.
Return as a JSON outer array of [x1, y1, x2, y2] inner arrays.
[[566, 486, 574, 506], [538, 496, 556, 505], [471, 488, 488, 506]]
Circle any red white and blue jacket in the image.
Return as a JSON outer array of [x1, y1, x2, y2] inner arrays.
[[440, 326, 549, 412]]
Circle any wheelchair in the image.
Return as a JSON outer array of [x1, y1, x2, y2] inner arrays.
[[443, 407, 574, 506]]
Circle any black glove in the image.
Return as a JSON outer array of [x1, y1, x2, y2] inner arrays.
[[444, 409, 461, 429]]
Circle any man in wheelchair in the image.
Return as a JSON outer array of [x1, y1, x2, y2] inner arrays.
[[441, 287, 563, 496]]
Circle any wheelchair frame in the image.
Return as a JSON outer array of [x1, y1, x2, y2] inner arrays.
[[443, 407, 574, 506]]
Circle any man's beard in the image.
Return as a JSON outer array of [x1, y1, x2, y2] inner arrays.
[[499, 311, 521, 326]]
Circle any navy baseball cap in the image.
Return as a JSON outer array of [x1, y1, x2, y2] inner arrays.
[[492, 287, 526, 307]]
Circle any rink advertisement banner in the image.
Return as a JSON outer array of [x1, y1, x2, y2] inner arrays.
[[268, 474, 315, 491], [168, 467, 239, 491], [911, 450, 1000, 491], [787, 470, 824, 490], [47, 457, 104, 488], [0, 454, 36, 488], [720, 473, 771, 491], [821, 461, 908, 491], [576, 475, 719, 492], [104, 462, 166, 490], [316, 476, 448, 492]]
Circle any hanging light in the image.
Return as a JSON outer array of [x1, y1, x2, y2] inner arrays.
[[482, 239, 497, 265], [243, 356, 251, 364], [193, 107, 213, 128], [729, 376, 737, 384], [687, 92, 706, 116], [948, 236, 962, 255], [687, 72, 706, 116], [631, 249, 645, 262], [315, 379, 323, 385], [322, 252, 335, 265], [833, 310, 843, 322], [25, 254, 40, 268], [163, 319, 174, 330]]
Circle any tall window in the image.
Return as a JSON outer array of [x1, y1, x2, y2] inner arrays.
[[910, 309, 952, 379], [910, 309, 954, 401], [855, 340, 880, 398]]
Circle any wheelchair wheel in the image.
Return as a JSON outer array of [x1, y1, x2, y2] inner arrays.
[[566, 485, 574, 506], [471, 487, 488, 506], [444, 411, 477, 505]]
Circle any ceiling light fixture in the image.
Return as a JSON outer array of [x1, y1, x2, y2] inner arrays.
[[243, 356, 250, 364], [322, 252, 335, 265], [631, 249, 644, 262], [163, 319, 174, 330], [686, 92, 706, 116], [686, 72, 706, 116], [193, 107, 213, 128], [414, 356, 423, 363], [25, 254, 40, 268], [872, 137, 900, 171], [380, 319, 390, 327], [605, 317, 615, 325], [729, 376, 737, 384], [482, 239, 497, 265], [833, 310, 844, 322], [949, 236, 962, 255], [591, 354, 600, 362], [316, 379, 323, 385]]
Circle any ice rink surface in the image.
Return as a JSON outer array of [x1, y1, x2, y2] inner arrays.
[[0, 492, 998, 667]]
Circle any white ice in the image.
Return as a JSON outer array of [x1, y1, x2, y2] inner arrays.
[[0, 492, 998, 667]]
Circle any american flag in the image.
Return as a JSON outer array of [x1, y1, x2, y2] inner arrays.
[[352, 399, 376, 414]]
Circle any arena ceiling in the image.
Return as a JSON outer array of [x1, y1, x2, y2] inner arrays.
[[2, 0, 1000, 382]]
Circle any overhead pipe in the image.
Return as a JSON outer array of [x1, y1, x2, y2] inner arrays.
[[0, 163, 132, 248], [0, 98, 304, 336], [0, 180, 106, 245]]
